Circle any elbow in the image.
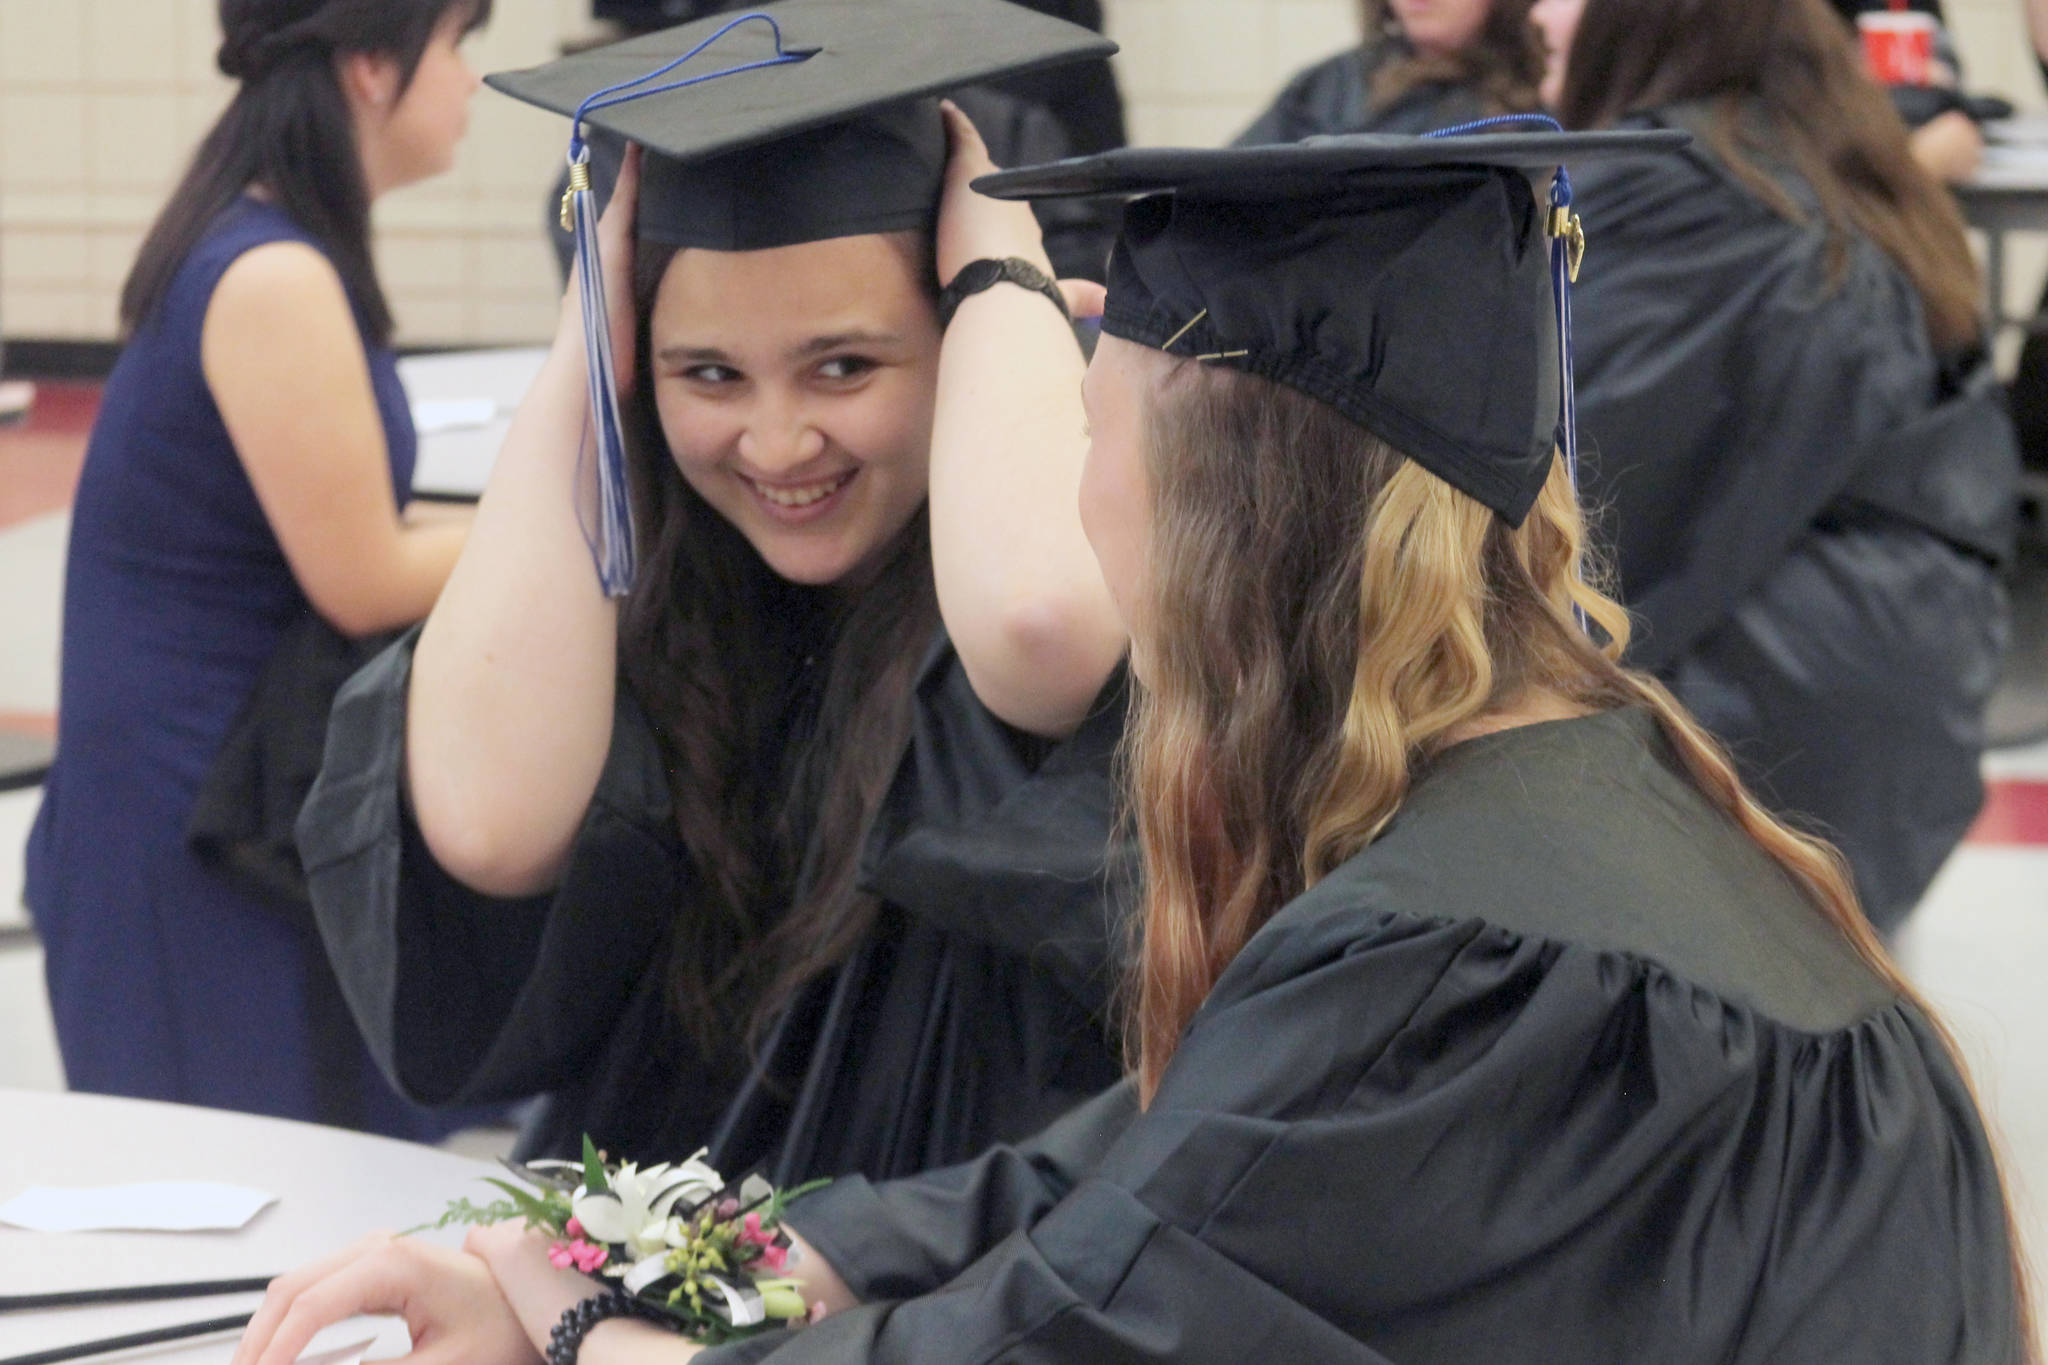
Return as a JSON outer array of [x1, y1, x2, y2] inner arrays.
[[306, 576, 422, 640], [406, 761, 570, 899], [313, 598, 403, 641], [955, 592, 1127, 738]]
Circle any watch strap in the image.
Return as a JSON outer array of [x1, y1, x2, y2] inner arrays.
[[937, 257, 1069, 329]]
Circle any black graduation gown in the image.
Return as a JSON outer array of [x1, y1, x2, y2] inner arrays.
[[699, 709, 2019, 1363], [1233, 40, 1501, 147], [297, 629, 1132, 1184], [1568, 106, 2018, 929]]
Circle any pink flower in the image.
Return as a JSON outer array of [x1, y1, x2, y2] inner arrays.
[[758, 1242, 788, 1273], [738, 1212, 772, 1247], [566, 1217, 586, 1240], [550, 1238, 610, 1274]]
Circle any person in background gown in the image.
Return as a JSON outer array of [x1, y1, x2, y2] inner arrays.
[[294, 4, 1132, 1186], [1532, 0, 2018, 931], [22, 0, 488, 1137], [237, 129, 2032, 1365], [1235, 0, 1543, 145]]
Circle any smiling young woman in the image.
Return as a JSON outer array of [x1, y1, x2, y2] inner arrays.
[[640, 233, 942, 589], [295, 2, 1134, 1191]]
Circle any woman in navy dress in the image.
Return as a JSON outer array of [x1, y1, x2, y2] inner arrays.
[[23, 0, 489, 1136]]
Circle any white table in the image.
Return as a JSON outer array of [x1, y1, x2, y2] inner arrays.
[[1962, 119, 2048, 335], [400, 348, 550, 502], [0, 1090, 497, 1363]]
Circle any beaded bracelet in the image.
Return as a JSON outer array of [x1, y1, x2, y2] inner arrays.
[[547, 1292, 682, 1365]]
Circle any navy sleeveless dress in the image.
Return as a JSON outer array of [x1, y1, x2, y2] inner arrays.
[[24, 199, 471, 1139]]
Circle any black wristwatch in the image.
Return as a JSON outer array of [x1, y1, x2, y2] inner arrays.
[[937, 257, 1068, 329]]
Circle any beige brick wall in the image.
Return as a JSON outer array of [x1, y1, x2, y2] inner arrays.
[[0, 0, 588, 346], [1, 0, 2042, 348]]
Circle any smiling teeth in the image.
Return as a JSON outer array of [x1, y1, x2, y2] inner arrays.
[[755, 473, 852, 508]]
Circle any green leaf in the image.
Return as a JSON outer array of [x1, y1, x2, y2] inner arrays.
[[397, 1195, 521, 1237], [480, 1177, 569, 1234], [763, 1178, 832, 1224], [581, 1134, 609, 1195]]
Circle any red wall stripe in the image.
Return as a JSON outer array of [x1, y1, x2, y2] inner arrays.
[[1966, 779, 2048, 848]]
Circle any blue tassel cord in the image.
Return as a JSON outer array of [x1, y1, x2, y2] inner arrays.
[[1427, 114, 1593, 631], [557, 14, 818, 596]]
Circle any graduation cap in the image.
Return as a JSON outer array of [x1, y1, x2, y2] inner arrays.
[[975, 121, 1689, 528], [485, 0, 1117, 594]]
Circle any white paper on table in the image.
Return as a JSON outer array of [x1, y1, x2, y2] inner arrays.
[[0, 1180, 277, 1232], [411, 397, 499, 434]]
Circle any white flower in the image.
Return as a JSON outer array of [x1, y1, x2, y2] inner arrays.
[[663, 1151, 724, 1208], [572, 1164, 678, 1258], [571, 1150, 727, 1261], [621, 1251, 674, 1296]]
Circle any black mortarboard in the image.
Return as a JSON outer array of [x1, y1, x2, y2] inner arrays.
[[483, 0, 1116, 594], [488, 0, 1116, 251], [976, 128, 1687, 526]]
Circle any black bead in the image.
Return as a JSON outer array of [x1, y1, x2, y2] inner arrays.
[[546, 1292, 681, 1365]]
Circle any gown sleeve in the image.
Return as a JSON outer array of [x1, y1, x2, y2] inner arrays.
[[859, 635, 1133, 1012], [782, 1081, 1140, 1303], [298, 628, 686, 1106], [699, 895, 2017, 1364]]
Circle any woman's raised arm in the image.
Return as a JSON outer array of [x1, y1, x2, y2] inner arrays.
[[403, 149, 645, 898], [927, 103, 1126, 740]]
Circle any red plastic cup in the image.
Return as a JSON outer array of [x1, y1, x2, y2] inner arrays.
[[1858, 10, 1937, 87]]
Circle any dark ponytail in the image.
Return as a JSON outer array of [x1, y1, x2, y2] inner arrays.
[[119, 0, 491, 343]]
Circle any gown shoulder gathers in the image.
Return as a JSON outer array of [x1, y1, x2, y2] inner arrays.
[[705, 708, 2020, 1363]]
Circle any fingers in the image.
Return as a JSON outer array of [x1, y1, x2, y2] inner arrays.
[[251, 1238, 521, 1365], [233, 1234, 394, 1365], [253, 1257, 408, 1365], [939, 99, 997, 179], [600, 142, 643, 239], [1058, 279, 1108, 321]]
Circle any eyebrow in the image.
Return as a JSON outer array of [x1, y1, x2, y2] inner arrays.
[[655, 330, 907, 371], [792, 330, 905, 360]]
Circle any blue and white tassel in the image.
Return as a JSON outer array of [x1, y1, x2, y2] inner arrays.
[[561, 142, 635, 597], [559, 13, 818, 596]]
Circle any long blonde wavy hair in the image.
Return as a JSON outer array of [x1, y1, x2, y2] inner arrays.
[[1126, 361, 2034, 1350]]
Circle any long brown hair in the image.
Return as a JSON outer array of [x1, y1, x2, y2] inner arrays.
[[1126, 363, 2036, 1353], [1361, 0, 1545, 116], [618, 237, 941, 1054], [1555, 0, 1980, 353], [122, 0, 491, 342]]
